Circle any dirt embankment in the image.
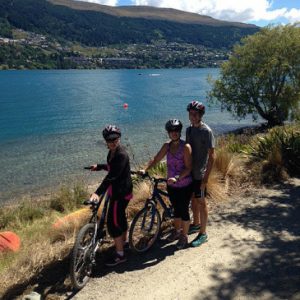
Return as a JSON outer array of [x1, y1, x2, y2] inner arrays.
[[72, 178, 300, 300]]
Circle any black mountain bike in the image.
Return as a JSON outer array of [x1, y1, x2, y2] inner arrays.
[[69, 188, 110, 290], [129, 172, 174, 253]]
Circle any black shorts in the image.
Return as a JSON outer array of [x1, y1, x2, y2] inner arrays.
[[107, 197, 130, 238], [167, 184, 193, 221], [192, 179, 207, 198]]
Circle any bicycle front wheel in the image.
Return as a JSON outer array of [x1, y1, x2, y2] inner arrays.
[[129, 204, 161, 253], [70, 223, 97, 290]]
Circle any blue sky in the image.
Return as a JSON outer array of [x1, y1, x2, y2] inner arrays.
[[79, 0, 300, 26]]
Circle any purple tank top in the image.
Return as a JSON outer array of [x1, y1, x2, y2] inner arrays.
[[167, 140, 192, 188]]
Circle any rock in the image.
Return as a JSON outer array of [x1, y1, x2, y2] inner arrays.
[[0, 231, 21, 252]]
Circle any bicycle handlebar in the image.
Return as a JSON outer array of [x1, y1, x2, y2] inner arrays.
[[130, 170, 167, 183], [83, 199, 98, 206]]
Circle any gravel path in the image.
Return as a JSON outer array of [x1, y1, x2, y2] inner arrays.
[[72, 179, 300, 300]]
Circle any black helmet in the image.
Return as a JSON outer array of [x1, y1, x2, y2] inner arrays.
[[102, 125, 121, 140], [165, 119, 183, 132], [187, 100, 205, 114]]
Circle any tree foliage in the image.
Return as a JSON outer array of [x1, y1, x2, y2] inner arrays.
[[0, 17, 12, 38], [209, 24, 300, 127]]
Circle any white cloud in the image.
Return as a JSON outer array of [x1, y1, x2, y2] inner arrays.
[[75, 0, 118, 6], [284, 8, 300, 23], [132, 0, 300, 24], [74, 0, 300, 24]]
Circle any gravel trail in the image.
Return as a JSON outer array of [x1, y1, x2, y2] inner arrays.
[[72, 179, 300, 300]]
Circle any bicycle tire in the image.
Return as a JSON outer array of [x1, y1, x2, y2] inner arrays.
[[129, 204, 161, 253], [70, 223, 97, 290]]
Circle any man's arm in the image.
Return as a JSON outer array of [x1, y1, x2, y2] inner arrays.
[[201, 148, 215, 189]]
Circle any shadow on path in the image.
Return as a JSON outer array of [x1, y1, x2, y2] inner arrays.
[[195, 180, 300, 300], [1, 230, 177, 299]]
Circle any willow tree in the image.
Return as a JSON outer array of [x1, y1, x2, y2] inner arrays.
[[209, 24, 300, 127]]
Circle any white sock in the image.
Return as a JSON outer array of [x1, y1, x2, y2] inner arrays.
[[117, 250, 124, 256]]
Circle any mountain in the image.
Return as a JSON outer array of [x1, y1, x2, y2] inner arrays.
[[0, 0, 259, 49], [49, 0, 257, 28]]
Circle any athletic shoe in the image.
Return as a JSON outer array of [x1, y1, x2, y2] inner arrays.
[[188, 224, 201, 235], [105, 253, 127, 267], [176, 235, 188, 250], [167, 229, 181, 242], [191, 233, 208, 247]]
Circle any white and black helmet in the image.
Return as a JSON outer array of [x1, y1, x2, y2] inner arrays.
[[165, 119, 183, 132], [187, 100, 205, 114], [102, 125, 121, 140]]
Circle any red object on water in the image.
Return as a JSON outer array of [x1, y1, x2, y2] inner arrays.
[[0, 231, 21, 252], [123, 103, 128, 109]]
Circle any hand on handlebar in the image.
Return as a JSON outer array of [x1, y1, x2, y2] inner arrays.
[[84, 164, 98, 171], [167, 177, 177, 185], [89, 193, 100, 203], [138, 169, 146, 175]]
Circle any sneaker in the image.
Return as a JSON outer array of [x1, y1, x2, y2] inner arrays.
[[105, 253, 127, 267], [176, 235, 188, 250], [191, 233, 208, 247], [188, 224, 201, 235], [167, 229, 181, 242]]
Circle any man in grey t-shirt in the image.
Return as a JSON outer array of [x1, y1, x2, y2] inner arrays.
[[186, 101, 215, 247]]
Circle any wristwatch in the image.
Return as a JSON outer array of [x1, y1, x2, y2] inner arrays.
[[175, 175, 180, 181]]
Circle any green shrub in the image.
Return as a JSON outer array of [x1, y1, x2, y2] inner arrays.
[[148, 161, 167, 177], [50, 183, 88, 212], [0, 201, 45, 229], [245, 124, 300, 177]]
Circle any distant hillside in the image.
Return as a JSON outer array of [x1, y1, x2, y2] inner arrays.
[[49, 0, 257, 28], [0, 0, 259, 49]]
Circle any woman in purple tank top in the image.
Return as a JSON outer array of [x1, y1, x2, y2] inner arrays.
[[141, 119, 193, 249]]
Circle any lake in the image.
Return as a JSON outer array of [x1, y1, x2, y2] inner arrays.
[[0, 68, 257, 203]]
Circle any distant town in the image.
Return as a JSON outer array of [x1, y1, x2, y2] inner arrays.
[[0, 29, 230, 70]]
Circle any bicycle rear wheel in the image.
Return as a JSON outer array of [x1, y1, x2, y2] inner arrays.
[[129, 204, 161, 253], [70, 223, 97, 290]]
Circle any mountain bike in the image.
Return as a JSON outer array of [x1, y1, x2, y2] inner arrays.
[[69, 184, 110, 290], [129, 172, 174, 253]]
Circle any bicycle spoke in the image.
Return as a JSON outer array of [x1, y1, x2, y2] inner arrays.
[[129, 205, 161, 253], [70, 223, 97, 290]]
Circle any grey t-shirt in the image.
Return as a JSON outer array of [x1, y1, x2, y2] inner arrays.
[[186, 123, 215, 180]]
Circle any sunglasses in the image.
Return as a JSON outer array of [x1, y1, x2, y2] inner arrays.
[[105, 138, 118, 143]]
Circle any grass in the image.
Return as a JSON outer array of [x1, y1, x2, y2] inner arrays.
[[243, 124, 300, 183], [1, 123, 299, 297], [0, 181, 90, 295]]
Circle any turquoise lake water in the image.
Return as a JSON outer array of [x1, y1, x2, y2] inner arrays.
[[0, 68, 258, 203]]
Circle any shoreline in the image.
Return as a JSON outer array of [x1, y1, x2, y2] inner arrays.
[[0, 123, 266, 207]]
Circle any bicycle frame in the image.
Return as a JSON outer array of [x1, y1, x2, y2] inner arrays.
[[151, 180, 173, 215], [86, 191, 111, 246]]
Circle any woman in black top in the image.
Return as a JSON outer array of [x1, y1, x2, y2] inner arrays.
[[89, 125, 133, 266]]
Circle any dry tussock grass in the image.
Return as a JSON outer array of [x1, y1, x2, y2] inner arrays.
[[0, 182, 154, 296], [127, 181, 152, 218], [208, 149, 246, 202], [0, 209, 91, 296]]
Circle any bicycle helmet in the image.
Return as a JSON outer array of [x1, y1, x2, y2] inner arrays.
[[102, 125, 121, 140], [165, 119, 183, 132], [186, 100, 205, 114]]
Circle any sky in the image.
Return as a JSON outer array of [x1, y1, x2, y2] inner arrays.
[[76, 0, 300, 26]]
